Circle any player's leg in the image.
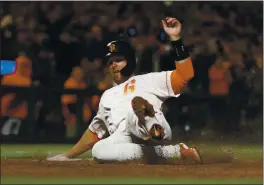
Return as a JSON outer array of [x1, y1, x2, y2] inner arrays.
[[92, 134, 200, 163], [92, 108, 201, 163], [92, 120, 144, 162], [92, 133, 181, 162], [127, 96, 201, 163]]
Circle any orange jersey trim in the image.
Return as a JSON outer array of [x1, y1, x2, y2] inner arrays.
[[171, 58, 194, 95]]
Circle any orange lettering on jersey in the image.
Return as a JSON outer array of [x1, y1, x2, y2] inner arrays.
[[124, 83, 128, 94], [124, 79, 136, 95]]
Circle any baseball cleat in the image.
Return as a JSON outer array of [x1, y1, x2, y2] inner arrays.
[[179, 143, 202, 164]]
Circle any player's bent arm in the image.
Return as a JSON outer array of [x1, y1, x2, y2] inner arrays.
[[47, 95, 108, 161], [64, 96, 109, 159], [64, 129, 99, 158]]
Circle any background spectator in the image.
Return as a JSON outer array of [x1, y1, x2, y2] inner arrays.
[[0, 1, 262, 139]]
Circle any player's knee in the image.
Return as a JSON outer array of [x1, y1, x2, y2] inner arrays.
[[92, 141, 105, 160]]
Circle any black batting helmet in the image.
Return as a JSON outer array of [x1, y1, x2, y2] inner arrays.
[[104, 40, 136, 77]]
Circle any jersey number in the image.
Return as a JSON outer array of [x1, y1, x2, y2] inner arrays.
[[124, 79, 136, 95]]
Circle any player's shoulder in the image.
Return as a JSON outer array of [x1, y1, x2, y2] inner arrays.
[[134, 71, 172, 79], [100, 88, 112, 99], [100, 85, 119, 101]]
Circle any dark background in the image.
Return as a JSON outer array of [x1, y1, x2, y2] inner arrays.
[[0, 1, 262, 143]]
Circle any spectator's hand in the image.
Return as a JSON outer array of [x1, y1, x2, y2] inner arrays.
[[162, 17, 182, 41]]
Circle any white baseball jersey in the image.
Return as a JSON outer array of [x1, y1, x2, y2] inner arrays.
[[88, 71, 180, 139]]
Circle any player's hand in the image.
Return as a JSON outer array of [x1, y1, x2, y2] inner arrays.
[[161, 17, 182, 41], [47, 154, 68, 161], [46, 154, 81, 161]]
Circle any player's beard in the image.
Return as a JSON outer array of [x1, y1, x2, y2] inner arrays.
[[109, 61, 128, 84], [114, 70, 121, 77], [113, 71, 123, 83]]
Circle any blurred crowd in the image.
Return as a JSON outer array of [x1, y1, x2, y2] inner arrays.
[[0, 2, 262, 138]]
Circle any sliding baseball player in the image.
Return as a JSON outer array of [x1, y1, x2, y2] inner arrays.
[[48, 17, 202, 164]]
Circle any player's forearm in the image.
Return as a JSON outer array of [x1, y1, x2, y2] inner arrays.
[[170, 37, 194, 94], [64, 129, 99, 158]]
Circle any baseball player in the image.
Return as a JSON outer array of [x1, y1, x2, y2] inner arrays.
[[48, 17, 202, 163]]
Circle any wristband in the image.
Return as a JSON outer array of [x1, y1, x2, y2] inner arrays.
[[170, 39, 190, 62]]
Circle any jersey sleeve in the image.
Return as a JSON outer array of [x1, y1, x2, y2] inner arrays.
[[88, 96, 108, 139], [143, 71, 180, 98]]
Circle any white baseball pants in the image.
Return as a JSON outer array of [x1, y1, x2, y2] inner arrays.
[[92, 109, 181, 162]]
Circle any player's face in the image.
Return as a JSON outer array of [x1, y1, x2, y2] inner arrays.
[[107, 55, 127, 84]]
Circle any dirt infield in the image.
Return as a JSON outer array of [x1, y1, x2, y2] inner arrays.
[[1, 155, 262, 179]]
